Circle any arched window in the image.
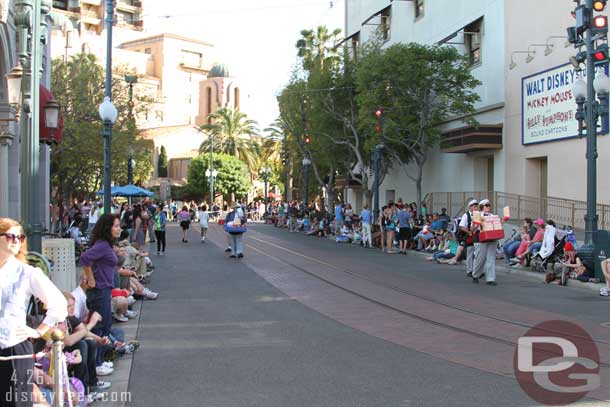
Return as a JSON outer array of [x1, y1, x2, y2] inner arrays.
[[206, 87, 212, 124], [234, 88, 240, 110]]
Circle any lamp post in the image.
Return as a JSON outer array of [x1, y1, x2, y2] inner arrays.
[[372, 144, 384, 225], [127, 148, 136, 185], [205, 168, 218, 203], [301, 157, 311, 207], [98, 0, 116, 215], [99, 97, 118, 214]]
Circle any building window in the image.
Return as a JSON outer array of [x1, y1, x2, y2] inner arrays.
[[415, 0, 424, 19], [116, 10, 134, 24], [181, 50, 202, 68], [380, 8, 391, 41], [53, 0, 68, 10], [144, 48, 151, 54], [234, 88, 240, 110], [465, 18, 482, 66]]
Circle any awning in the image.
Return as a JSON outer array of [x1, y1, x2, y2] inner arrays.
[[40, 85, 64, 144]]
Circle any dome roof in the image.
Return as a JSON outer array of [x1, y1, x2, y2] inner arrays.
[[208, 64, 231, 78]]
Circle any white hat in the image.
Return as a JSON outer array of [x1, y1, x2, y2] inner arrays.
[[467, 199, 479, 207], [479, 199, 490, 206]]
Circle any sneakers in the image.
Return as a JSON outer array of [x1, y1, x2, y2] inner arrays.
[[125, 310, 138, 319], [225, 247, 232, 252], [201, 237, 206, 243], [600, 287, 609, 296], [127, 296, 136, 306], [93, 380, 111, 391], [102, 361, 113, 369], [88, 392, 104, 403], [237, 253, 244, 258], [143, 288, 158, 300], [95, 365, 113, 376], [113, 313, 128, 322]]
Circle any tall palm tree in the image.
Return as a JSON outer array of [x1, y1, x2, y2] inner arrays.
[[198, 107, 261, 172], [296, 26, 342, 72]]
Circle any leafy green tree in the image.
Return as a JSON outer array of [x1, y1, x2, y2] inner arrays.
[[198, 107, 260, 173], [50, 53, 153, 199], [355, 43, 481, 205], [158, 145, 168, 177], [187, 153, 252, 200]]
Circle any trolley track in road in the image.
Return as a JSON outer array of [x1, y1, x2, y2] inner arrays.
[[238, 228, 610, 361]]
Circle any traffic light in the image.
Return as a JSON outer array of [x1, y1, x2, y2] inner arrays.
[[593, 15, 608, 35], [305, 135, 310, 144], [593, 0, 607, 12], [374, 108, 383, 134], [593, 44, 609, 65]]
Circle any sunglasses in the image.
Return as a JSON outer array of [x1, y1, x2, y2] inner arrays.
[[2, 233, 26, 244], [484, 204, 491, 207]]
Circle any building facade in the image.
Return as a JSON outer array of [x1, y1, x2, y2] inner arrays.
[[344, 0, 610, 213]]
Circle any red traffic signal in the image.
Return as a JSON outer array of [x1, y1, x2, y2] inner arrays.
[[305, 136, 310, 144], [375, 124, 382, 133], [594, 15, 608, 28], [375, 109, 382, 118], [594, 0, 607, 12]]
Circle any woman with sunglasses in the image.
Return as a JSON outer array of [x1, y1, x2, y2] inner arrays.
[[471, 199, 498, 286], [0, 217, 67, 407], [79, 214, 121, 366]]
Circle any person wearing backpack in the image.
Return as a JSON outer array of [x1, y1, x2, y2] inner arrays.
[[459, 199, 478, 278]]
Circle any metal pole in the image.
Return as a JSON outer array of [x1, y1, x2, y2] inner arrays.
[[264, 176, 268, 207], [304, 164, 310, 206], [103, 0, 114, 214], [584, 0, 599, 245], [127, 154, 133, 185], [373, 145, 381, 225], [50, 329, 65, 407], [210, 133, 214, 205]]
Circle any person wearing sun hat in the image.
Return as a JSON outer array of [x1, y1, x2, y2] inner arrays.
[[458, 199, 479, 278], [471, 198, 499, 285]]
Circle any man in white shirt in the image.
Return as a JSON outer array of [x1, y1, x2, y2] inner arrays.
[[198, 205, 209, 243], [459, 199, 478, 278]]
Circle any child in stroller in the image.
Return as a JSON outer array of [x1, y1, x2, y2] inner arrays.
[[531, 221, 566, 273]]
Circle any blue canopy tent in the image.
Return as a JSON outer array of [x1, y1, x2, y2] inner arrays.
[[117, 184, 154, 197], [97, 185, 154, 201], [96, 185, 123, 197]]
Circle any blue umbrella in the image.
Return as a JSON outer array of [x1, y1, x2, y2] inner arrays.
[[96, 185, 123, 196], [116, 184, 154, 197]]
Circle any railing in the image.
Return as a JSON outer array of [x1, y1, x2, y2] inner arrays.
[[424, 191, 610, 231]]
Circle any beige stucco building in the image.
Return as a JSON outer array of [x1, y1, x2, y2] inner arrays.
[[344, 0, 610, 227], [49, 2, 247, 185]]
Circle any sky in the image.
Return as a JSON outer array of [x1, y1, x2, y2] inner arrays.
[[143, 0, 345, 130]]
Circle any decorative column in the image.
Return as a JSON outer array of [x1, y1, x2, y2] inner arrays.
[[0, 131, 14, 217]]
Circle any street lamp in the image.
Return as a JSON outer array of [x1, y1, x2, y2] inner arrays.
[[301, 157, 311, 207], [99, 96, 118, 214], [372, 144, 384, 225], [43, 98, 60, 142], [205, 168, 218, 203]]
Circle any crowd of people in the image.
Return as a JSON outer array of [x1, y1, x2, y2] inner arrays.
[[266, 197, 609, 290], [0, 209, 163, 406]]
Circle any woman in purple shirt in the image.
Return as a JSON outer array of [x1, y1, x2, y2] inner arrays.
[[80, 214, 121, 349]]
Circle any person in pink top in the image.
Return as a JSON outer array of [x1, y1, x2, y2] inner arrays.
[[510, 218, 545, 265]]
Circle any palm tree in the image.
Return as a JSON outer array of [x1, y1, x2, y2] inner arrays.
[[198, 107, 261, 172], [296, 26, 342, 72]]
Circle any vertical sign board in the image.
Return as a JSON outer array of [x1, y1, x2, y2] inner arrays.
[[522, 63, 609, 145]]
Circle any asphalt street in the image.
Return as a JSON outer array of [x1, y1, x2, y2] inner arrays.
[[125, 223, 610, 407]]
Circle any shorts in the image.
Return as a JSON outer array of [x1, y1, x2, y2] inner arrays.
[[180, 220, 190, 230], [398, 228, 411, 241]]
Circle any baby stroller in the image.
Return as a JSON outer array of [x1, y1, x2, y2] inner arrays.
[[531, 227, 568, 273]]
